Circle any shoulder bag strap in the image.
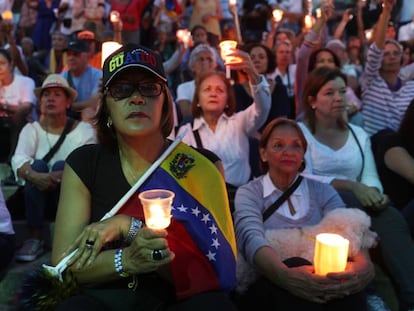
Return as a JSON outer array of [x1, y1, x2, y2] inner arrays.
[[42, 118, 75, 163], [190, 120, 203, 149], [262, 175, 303, 222], [347, 124, 364, 182]]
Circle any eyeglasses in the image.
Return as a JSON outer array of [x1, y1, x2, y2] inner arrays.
[[105, 82, 164, 99], [383, 51, 402, 58]]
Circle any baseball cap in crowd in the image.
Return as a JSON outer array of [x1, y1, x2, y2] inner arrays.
[[34, 74, 78, 101], [77, 30, 95, 41], [65, 38, 90, 53], [102, 43, 167, 87]]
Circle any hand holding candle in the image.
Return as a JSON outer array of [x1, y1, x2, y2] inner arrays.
[[314, 233, 349, 276], [139, 189, 175, 230], [176, 29, 191, 49], [219, 40, 241, 78]]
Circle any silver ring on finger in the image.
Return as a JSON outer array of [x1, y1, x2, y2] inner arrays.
[[85, 239, 95, 250], [152, 249, 164, 261]]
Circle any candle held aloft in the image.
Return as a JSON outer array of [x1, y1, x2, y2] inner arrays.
[[1, 10, 13, 21], [272, 9, 283, 23], [110, 10, 120, 23]]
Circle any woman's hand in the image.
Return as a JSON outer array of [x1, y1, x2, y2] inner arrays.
[[352, 182, 388, 210], [323, 250, 375, 301], [226, 49, 260, 84], [122, 227, 174, 274], [279, 265, 346, 303], [320, 0, 335, 22], [30, 172, 60, 191], [63, 215, 131, 269]]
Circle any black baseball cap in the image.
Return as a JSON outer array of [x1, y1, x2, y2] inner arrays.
[[65, 39, 90, 53], [102, 43, 167, 87]]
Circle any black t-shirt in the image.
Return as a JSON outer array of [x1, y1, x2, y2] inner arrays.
[[66, 142, 221, 222], [233, 77, 293, 131], [372, 130, 414, 208]]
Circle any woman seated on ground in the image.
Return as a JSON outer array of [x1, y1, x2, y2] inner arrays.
[[371, 98, 414, 237], [233, 118, 374, 310], [51, 44, 237, 310], [176, 53, 271, 209], [298, 66, 414, 311], [11, 74, 96, 262], [294, 3, 362, 125]]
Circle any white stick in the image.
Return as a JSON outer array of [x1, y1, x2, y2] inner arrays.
[[43, 130, 188, 280], [226, 65, 230, 79]]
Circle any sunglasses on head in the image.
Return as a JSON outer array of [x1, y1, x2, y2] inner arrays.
[[105, 82, 164, 100]]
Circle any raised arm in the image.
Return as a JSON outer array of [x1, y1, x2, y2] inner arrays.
[[374, 0, 395, 49]]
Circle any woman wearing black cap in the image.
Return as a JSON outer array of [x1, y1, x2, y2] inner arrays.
[[51, 44, 237, 310]]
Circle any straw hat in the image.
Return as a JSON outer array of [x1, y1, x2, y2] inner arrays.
[[34, 74, 78, 101]]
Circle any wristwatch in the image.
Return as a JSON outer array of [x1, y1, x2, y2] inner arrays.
[[124, 217, 143, 245]]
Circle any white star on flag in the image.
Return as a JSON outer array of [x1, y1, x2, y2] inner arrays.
[[191, 206, 201, 217], [206, 250, 216, 261], [177, 204, 188, 213], [209, 224, 218, 234], [211, 238, 220, 249], [201, 213, 211, 224]]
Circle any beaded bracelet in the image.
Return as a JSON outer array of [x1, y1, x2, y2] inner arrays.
[[124, 217, 143, 245], [114, 248, 130, 278]]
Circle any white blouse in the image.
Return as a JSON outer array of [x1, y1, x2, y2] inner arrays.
[[299, 122, 383, 192], [11, 121, 97, 185]]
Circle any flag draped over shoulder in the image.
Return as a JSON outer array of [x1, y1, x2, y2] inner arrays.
[[116, 142, 237, 299]]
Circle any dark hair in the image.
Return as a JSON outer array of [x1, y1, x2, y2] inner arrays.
[[0, 49, 13, 63], [399, 98, 414, 155], [302, 67, 348, 133], [191, 25, 208, 36], [308, 48, 341, 73], [241, 43, 276, 74], [259, 118, 307, 173], [192, 71, 236, 118], [95, 79, 174, 148]]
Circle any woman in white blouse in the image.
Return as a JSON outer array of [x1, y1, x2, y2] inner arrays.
[[176, 49, 270, 210], [11, 74, 96, 262], [299, 66, 414, 310], [176, 50, 270, 187]]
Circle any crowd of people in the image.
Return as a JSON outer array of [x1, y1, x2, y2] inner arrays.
[[1, 0, 414, 310]]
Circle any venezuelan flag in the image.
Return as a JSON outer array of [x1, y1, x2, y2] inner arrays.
[[117, 142, 237, 299]]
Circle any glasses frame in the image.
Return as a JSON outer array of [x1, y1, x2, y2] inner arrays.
[[105, 82, 164, 100]]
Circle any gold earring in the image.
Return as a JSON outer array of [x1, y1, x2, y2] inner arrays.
[[106, 117, 113, 128]]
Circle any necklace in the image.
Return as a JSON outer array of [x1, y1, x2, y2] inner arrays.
[[119, 149, 139, 184]]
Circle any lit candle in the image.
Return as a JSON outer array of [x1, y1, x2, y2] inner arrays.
[[272, 9, 283, 23], [304, 14, 314, 29], [1, 10, 13, 21], [219, 40, 240, 79], [229, 0, 236, 6], [139, 189, 175, 230], [176, 29, 191, 48], [314, 233, 349, 276], [365, 29, 373, 41], [101, 41, 123, 67], [316, 8, 322, 18], [110, 10, 120, 23]]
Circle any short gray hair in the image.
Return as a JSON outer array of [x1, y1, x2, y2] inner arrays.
[[384, 39, 403, 53], [189, 44, 216, 68]]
